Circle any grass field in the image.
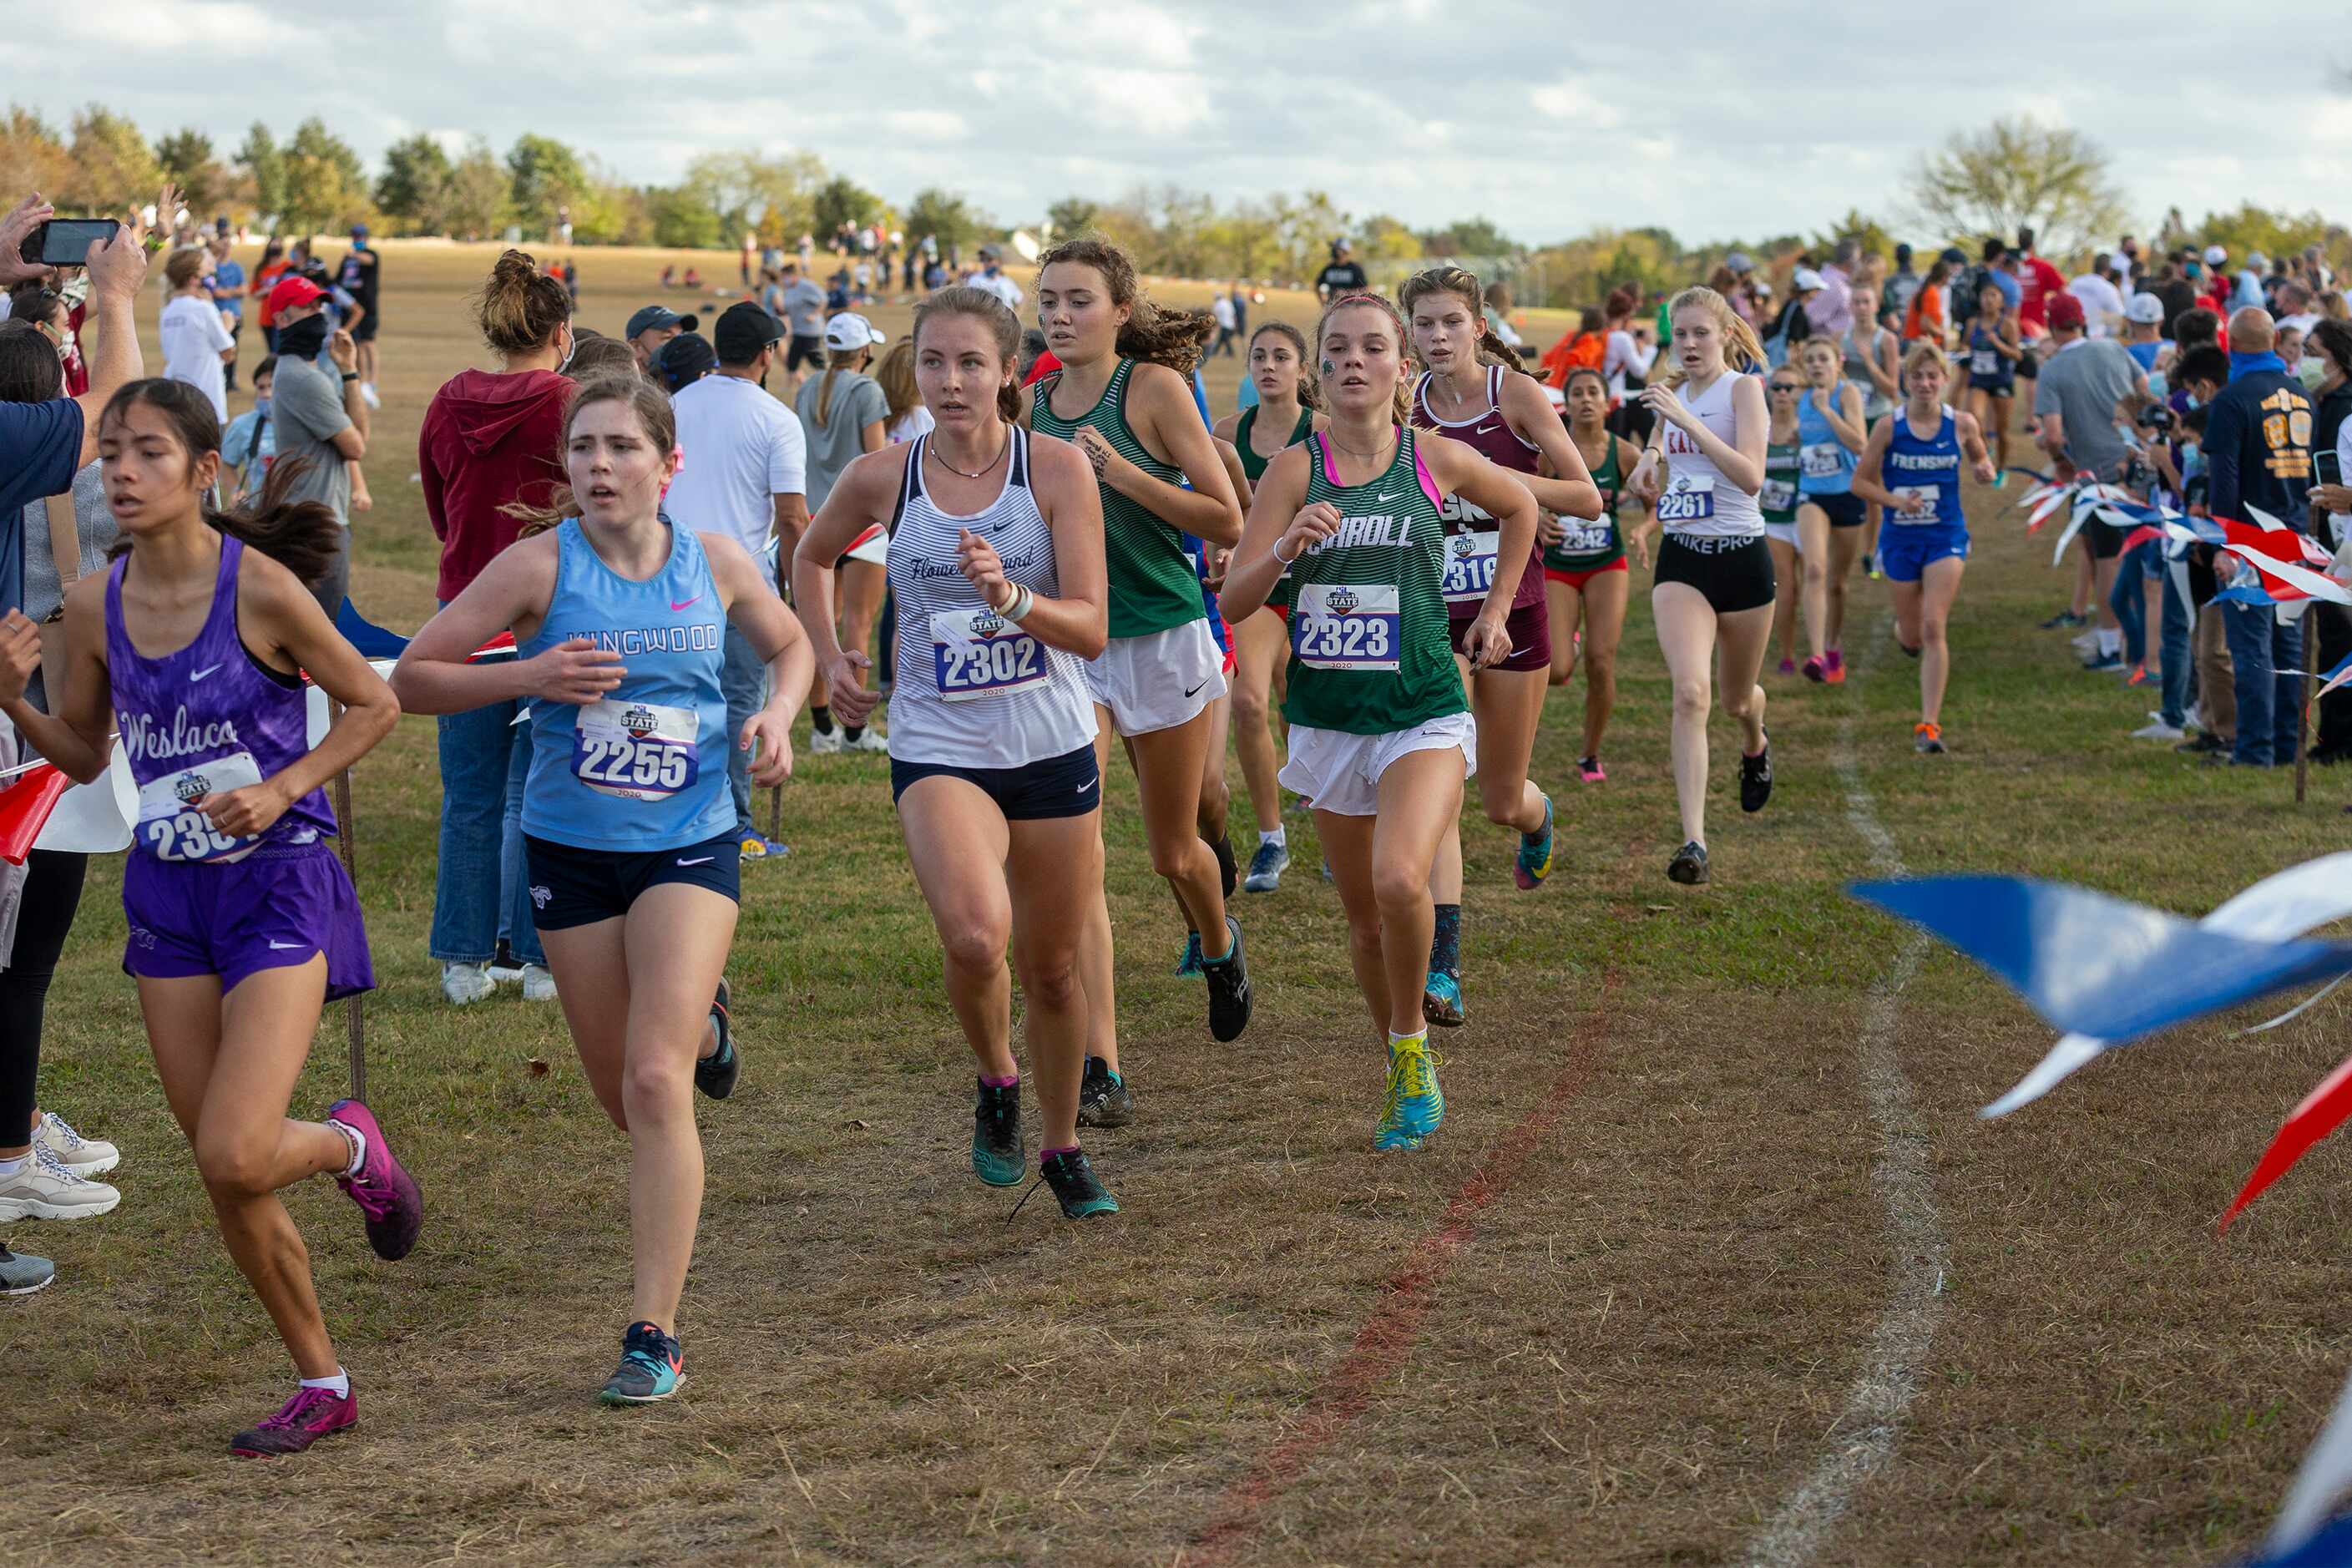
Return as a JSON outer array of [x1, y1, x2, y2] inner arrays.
[[10, 239, 2352, 1567]]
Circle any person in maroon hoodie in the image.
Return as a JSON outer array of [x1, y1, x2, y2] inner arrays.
[[417, 250, 576, 1006]]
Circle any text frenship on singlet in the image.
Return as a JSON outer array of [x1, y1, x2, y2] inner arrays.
[[1884, 448, 1958, 474], [554, 624, 723, 655], [123, 706, 242, 763], [1303, 513, 1416, 555]]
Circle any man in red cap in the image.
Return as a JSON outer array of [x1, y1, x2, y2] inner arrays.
[[262, 273, 370, 611]]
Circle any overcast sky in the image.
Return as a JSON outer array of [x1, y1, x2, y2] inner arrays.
[[15, 0, 2352, 247]]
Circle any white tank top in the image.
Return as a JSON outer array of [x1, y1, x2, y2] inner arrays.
[[883, 427, 1097, 768], [1658, 371, 1765, 539]]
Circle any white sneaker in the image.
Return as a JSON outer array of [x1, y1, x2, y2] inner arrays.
[[33, 1111, 119, 1176], [486, 952, 525, 987], [0, 1142, 122, 1220], [844, 726, 888, 753], [2187, 702, 2208, 732], [441, 961, 496, 1006], [359, 382, 382, 409], [2133, 721, 2187, 741], [808, 728, 844, 755], [2071, 631, 2100, 653], [521, 964, 558, 1002]]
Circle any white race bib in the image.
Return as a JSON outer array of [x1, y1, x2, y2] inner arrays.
[[136, 749, 263, 863], [930, 606, 1048, 703], [1971, 350, 2000, 376], [1292, 584, 1401, 672], [571, 698, 700, 801], [1758, 478, 1797, 514], [1800, 442, 1845, 478], [1891, 486, 1939, 524], [1657, 476, 1717, 524], [1439, 529, 1500, 605], [1555, 517, 1616, 555]]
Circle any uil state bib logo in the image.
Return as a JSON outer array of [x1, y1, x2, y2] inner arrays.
[[1328, 589, 1359, 614], [621, 705, 660, 741], [1450, 535, 1475, 559], [971, 609, 1005, 638], [175, 773, 210, 803]]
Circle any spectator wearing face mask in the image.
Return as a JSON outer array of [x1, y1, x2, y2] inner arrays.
[[416, 250, 579, 1006]]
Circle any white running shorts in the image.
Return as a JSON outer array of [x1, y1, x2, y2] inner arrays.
[[1085, 620, 1227, 738], [1278, 711, 1477, 818]]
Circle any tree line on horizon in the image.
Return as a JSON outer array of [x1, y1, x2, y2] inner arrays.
[[3, 104, 2341, 310]]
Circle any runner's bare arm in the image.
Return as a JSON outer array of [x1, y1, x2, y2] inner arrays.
[[1500, 370, 1601, 519], [1218, 443, 1313, 623], [791, 445, 901, 721], [0, 577, 116, 782], [1425, 432, 1539, 634], [1020, 433, 1110, 659], [1090, 360, 1246, 547], [1847, 417, 1902, 509], [705, 531, 810, 787], [1955, 411, 1997, 483], [390, 534, 595, 713]]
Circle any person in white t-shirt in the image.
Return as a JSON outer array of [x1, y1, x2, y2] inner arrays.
[[2066, 255, 2128, 339], [968, 245, 1023, 311], [662, 301, 808, 860], [1209, 289, 1237, 357], [159, 246, 235, 420]]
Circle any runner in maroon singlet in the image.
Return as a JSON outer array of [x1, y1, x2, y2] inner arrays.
[[1400, 266, 1602, 1027]]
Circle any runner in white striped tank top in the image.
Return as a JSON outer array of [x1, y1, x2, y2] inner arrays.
[[1627, 286, 1778, 888], [790, 287, 1123, 1221]]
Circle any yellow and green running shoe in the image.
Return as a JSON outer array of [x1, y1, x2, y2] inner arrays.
[[1513, 792, 1555, 889], [1373, 1035, 1445, 1152]]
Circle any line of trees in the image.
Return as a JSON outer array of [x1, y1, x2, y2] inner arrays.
[[3, 105, 2341, 310]]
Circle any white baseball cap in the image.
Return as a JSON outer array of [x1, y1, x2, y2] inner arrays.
[[2126, 292, 2165, 325], [823, 311, 887, 352], [2203, 244, 2229, 266], [1791, 268, 1826, 292]]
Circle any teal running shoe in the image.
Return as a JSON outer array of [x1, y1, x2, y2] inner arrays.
[[1513, 793, 1555, 890], [972, 1078, 1024, 1187], [1174, 931, 1204, 977], [1039, 1149, 1120, 1218], [1422, 971, 1465, 1029], [599, 1321, 683, 1405], [1373, 1037, 1445, 1152]]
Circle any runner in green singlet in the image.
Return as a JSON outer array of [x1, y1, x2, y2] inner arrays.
[[1211, 322, 1324, 894], [1542, 367, 1655, 780], [1029, 237, 1254, 1120], [1759, 369, 1820, 676], [1221, 292, 1535, 1155]]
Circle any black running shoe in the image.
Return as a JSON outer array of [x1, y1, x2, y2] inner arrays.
[[1739, 733, 1773, 813], [1667, 841, 1709, 884], [695, 978, 739, 1100], [1201, 916, 1252, 1042], [972, 1078, 1024, 1186], [2038, 609, 2087, 630], [1037, 1149, 1119, 1218], [1211, 833, 1238, 901], [1076, 1055, 1134, 1129]]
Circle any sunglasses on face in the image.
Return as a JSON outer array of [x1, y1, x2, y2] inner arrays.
[[1769, 382, 1800, 392]]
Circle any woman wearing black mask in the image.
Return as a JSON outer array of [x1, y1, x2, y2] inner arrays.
[[416, 250, 578, 1006]]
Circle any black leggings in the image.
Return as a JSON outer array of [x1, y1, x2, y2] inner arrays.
[[0, 851, 88, 1148]]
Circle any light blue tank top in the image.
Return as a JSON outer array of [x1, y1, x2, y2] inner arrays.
[[1881, 408, 1965, 529], [1796, 380, 1859, 495], [520, 518, 734, 851]]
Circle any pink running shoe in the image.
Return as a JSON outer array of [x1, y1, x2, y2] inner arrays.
[[1802, 655, 1827, 683], [230, 1383, 357, 1458], [326, 1100, 422, 1262], [1825, 648, 1846, 682], [1577, 756, 1606, 783], [1777, 657, 1797, 676]]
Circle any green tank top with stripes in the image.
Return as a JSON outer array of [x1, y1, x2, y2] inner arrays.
[[1033, 357, 1204, 640], [1235, 403, 1315, 483], [1281, 427, 1465, 736], [1761, 441, 1802, 524], [1542, 432, 1626, 573]]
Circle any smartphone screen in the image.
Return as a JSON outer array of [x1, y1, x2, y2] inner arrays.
[[2317, 448, 2343, 488], [28, 218, 121, 267]]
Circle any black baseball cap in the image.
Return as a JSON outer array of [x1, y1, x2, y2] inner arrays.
[[625, 305, 697, 340], [712, 301, 785, 363], [655, 331, 718, 391]]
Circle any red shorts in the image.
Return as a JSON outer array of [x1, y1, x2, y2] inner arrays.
[[1545, 558, 1628, 591]]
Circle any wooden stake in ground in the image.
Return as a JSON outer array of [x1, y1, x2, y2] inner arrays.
[[768, 782, 782, 843], [2297, 612, 2319, 806], [328, 700, 367, 1102]]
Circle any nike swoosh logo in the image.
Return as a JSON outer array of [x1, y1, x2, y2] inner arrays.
[[670, 595, 703, 612], [190, 664, 223, 680], [1373, 490, 1399, 502], [676, 855, 715, 866], [267, 939, 304, 950], [1077, 779, 1097, 793], [1184, 679, 1210, 698]]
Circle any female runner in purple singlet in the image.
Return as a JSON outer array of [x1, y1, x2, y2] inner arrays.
[[0, 379, 415, 1459]]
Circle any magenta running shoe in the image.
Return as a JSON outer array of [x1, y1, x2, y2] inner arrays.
[[1777, 657, 1797, 676], [230, 1383, 357, 1458], [326, 1100, 422, 1262]]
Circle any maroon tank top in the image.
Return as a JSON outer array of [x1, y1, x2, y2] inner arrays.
[[1410, 363, 1545, 617]]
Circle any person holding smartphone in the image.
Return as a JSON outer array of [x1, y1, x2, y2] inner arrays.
[[2305, 318, 2352, 764]]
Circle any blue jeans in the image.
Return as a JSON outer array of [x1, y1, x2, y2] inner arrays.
[[2222, 601, 2304, 766], [2112, 540, 2157, 666], [2157, 568, 2193, 729], [721, 625, 767, 838], [429, 698, 544, 965]]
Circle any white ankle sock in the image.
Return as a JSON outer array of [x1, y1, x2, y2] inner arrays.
[[299, 1368, 350, 1398], [1388, 1029, 1427, 1050], [1260, 827, 1287, 849], [331, 1121, 366, 1179], [2098, 628, 2122, 656], [0, 1155, 23, 1180]]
